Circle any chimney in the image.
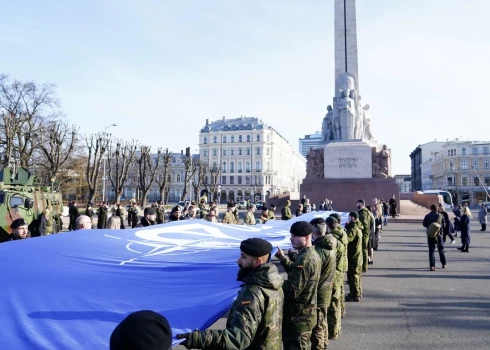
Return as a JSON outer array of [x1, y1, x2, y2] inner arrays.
[[205, 119, 209, 126], [223, 116, 225, 121], [181, 150, 183, 155]]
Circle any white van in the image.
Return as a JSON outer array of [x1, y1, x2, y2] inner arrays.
[[422, 190, 453, 210]]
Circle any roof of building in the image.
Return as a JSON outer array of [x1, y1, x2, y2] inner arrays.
[[201, 117, 264, 133]]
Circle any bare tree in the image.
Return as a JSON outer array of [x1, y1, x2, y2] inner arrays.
[[107, 139, 138, 203], [36, 122, 79, 184], [155, 149, 173, 204], [201, 160, 221, 203], [191, 159, 205, 201], [0, 74, 60, 169], [180, 147, 197, 201], [85, 132, 111, 203], [136, 146, 162, 207]]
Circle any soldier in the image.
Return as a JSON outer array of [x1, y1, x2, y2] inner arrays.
[[281, 200, 292, 220], [268, 204, 276, 220], [326, 215, 347, 340], [128, 202, 139, 228], [177, 238, 284, 349], [244, 204, 256, 225], [115, 204, 125, 229], [155, 203, 165, 224], [136, 207, 157, 227], [329, 213, 348, 317], [275, 221, 321, 350], [357, 199, 373, 272], [68, 202, 79, 231], [260, 208, 270, 224], [6, 218, 31, 241], [198, 197, 208, 219], [169, 206, 184, 222], [97, 202, 108, 229], [222, 202, 238, 224], [184, 205, 197, 220], [345, 212, 363, 302], [310, 218, 337, 350]]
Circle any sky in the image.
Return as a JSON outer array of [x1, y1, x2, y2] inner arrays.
[[1, 0, 490, 175]]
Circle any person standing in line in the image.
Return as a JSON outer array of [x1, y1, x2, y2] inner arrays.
[[275, 222, 321, 350], [178, 238, 284, 349], [281, 200, 292, 220], [478, 203, 487, 231], [309, 218, 337, 350], [389, 194, 397, 219], [423, 204, 447, 271], [244, 204, 256, 225], [345, 212, 363, 302], [357, 199, 372, 272], [382, 199, 389, 226], [222, 202, 239, 224], [438, 204, 455, 244], [458, 207, 472, 252], [268, 204, 277, 220]]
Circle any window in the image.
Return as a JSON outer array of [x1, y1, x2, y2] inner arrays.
[[230, 176, 234, 184], [223, 149, 227, 156], [484, 147, 489, 154], [247, 135, 251, 142], [461, 160, 467, 170], [223, 136, 227, 143], [238, 176, 242, 185], [230, 162, 235, 172], [267, 135, 270, 142], [203, 137, 208, 144], [246, 147, 251, 155], [177, 174, 181, 182], [246, 176, 250, 185], [473, 160, 479, 170], [231, 136, 235, 143], [10, 195, 24, 208], [213, 136, 217, 143], [230, 148, 234, 155], [453, 149, 456, 156], [222, 176, 227, 185], [256, 134, 260, 142], [485, 177, 490, 186], [204, 176, 208, 184], [472, 147, 478, 155], [484, 160, 489, 169], [447, 177, 453, 186], [212, 162, 218, 171], [213, 149, 217, 156], [203, 150, 208, 157], [256, 161, 261, 171], [266, 147, 270, 156], [450, 162, 455, 170], [246, 162, 251, 172], [462, 148, 466, 155], [238, 162, 242, 172], [222, 162, 227, 173], [474, 177, 480, 186], [238, 147, 242, 155], [462, 176, 468, 186], [239, 135, 242, 142], [256, 147, 261, 155], [267, 162, 271, 171]]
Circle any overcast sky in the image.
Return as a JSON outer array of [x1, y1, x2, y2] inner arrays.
[[1, 0, 489, 175]]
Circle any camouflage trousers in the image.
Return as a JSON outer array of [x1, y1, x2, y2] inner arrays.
[[327, 271, 344, 337], [340, 277, 345, 317], [362, 233, 369, 272], [283, 330, 311, 350], [347, 264, 362, 298], [311, 306, 329, 350]]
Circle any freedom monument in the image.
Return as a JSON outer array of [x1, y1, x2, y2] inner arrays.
[[300, 0, 399, 211]]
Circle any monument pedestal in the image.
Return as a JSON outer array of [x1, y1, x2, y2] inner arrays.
[[300, 177, 399, 213]]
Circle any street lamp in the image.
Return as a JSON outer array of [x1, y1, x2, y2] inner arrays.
[[103, 123, 117, 202]]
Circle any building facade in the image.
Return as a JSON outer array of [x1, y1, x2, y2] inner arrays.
[[199, 116, 306, 203], [299, 132, 323, 158], [394, 175, 412, 193], [432, 140, 490, 204], [409, 141, 446, 191]]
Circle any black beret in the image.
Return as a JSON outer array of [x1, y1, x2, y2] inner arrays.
[[269, 204, 276, 208], [170, 206, 180, 213], [310, 217, 326, 226], [329, 213, 342, 223], [240, 238, 273, 257], [349, 211, 359, 219], [326, 216, 338, 225], [290, 221, 314, 237], [145, 207, 156, 215], [227, 202, 236, 208], [110, 310, 171, 350], [10, 218, 28, 229]]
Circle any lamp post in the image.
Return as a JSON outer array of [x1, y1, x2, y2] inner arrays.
[[103, 123, 117, 202]]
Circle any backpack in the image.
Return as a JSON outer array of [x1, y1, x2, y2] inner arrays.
[[426, 214, 443, 239]]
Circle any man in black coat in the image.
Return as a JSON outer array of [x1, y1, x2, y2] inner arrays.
[[423, 204, 447, 271]]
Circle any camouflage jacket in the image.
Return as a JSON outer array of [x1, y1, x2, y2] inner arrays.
[[313, 234, 337, 307], [281, 206, 292, 220], [267, 211, 275, 220], [345, 221, 363, 267], [280, 246, 321, 332], [198, 203, 208, 218], [190, 263, 284, 350], [223, 211, 238, 224], [358, 207, 372, 238], [244, 212, 255, 225], [330, 228, 347, 273]]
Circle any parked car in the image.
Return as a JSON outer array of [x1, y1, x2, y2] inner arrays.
[[481, 201, 490, 210], [254, 201, 265, 209], [237, 201, 246, 210]]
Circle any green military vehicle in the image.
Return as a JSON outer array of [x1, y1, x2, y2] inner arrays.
[[0, 167, 63, 237]]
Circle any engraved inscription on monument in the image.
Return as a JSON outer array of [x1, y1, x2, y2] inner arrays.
[[324, 141, 373, 178]]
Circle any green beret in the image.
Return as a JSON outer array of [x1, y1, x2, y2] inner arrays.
[[349, 211, 359, 219], [326, 216, 338, 226], [329, 213, 342, 223], [240, 238, 272, 257]]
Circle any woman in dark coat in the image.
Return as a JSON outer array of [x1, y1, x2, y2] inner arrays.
[[438, 205, 455, 244], [453, 204, 462, 237], [389, 195, 397, 218], [457, 207, 471, 252]]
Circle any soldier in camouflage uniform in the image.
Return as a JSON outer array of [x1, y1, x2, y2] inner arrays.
[[267, 204, 276, 220], [155, 203, 165, 224], [329, 213, 348, 318], [326, 215, 347, 339], [223, 202, 239, 224], [275, 221, 321, 350], [357, 199, 373, 272], [177, 238, 284, 349], [244, 204, 256, 225], [345, 212, 363, 302], [281, 200, 293, 220], [198, 198, 208, 219], [310, 218, 337, 350]]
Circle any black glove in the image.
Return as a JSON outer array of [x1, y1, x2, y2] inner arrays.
[[176, 332, 195, 348]]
